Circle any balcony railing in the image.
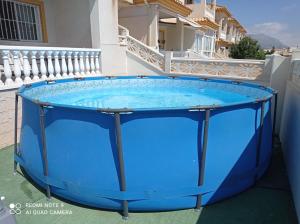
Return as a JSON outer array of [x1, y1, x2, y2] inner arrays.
[[0, 46, 101, 90]]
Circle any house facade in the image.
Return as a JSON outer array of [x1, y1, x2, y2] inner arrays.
[[215, 5, 247, 58]]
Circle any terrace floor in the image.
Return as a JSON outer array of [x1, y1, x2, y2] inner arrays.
[[0, 140, 298, 224]]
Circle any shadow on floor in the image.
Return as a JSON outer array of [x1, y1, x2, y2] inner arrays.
[[196, 139, 298, 224]]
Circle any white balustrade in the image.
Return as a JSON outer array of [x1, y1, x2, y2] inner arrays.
[[0, 46, 101, 90]]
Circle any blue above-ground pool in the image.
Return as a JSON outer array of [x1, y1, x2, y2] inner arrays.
[[15, 76, 275, 215]]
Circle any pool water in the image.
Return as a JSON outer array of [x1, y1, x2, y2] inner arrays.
[[39, 87, 251, 109]]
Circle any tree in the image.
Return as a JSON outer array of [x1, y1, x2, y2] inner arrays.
[[229, 37, 266, 60]]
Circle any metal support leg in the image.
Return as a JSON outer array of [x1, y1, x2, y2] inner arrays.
[[196, 109, 210, 210], [255, 101, 266, 180], [114, 113, 128, 220], [13, 93, 19, 175], [272, 92, 278, 139], [39, 106, 51, 199]]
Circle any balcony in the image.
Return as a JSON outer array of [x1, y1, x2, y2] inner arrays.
[[133, 0, 192, 16]]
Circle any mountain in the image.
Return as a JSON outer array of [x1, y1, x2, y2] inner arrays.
[[248, 33, 289, 49]]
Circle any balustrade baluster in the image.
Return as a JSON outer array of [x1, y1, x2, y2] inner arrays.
[[23, 51, 32, 83], [54, 51, 62, 78], [47, 51, 55, 79], [61, 51, 68, 78], [31, 51, 39, 81], [79, 52, 85, 76], [85, 52, 91, 76], [67, 51, 74, 77], [39, 51, 47, 80], [2, 50, 13, 85], [90, 52, 95, 75], [74, 52, 80, 76], [95, 52, 101, 75], [13, 51, 23, 84]]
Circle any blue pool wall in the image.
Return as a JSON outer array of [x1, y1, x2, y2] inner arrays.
[[16, 76, 274, 211]]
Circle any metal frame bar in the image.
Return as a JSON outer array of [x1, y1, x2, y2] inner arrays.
[[39, 105, 51, 199], [114, 112, 128, 220], [196, 109, 211, 210], [272, 92, 278, 137], [13, 92, 19, 174], [255, 101, 266, 179]]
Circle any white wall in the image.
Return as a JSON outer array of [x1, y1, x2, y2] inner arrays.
[[269, 55, 291, 133], [159, 24, 195, 51], [119, 5, 158, 47], [280, 81, 300, 222], [0, 0, 92, 48], [279, 51, 300, 222], [49, 0, 92, 48]]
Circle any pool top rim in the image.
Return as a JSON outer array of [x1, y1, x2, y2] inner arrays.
[[17, 75, 276, 112]]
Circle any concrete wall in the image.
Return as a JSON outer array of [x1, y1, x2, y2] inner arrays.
[[0, 0, 92, 48], [269, 55, 291, 133], [280, 51, 300, 221], [280, 80, 300, 222]]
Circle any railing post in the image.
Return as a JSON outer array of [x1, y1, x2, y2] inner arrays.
[[39, 105, 51, 199], [164, 51, 172, 73], [196, 109, 211, 210], [22, 50, 32, 83], [272, 92, 278, 138], [13, 93, 19, 174], [255, 100, 266, 180], [114, 112, 129, 220]]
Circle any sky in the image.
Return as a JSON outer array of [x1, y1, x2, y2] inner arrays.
[[198, 0, 300, 47]]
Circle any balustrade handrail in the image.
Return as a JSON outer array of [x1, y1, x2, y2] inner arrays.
[[0, 45, 101, 52]]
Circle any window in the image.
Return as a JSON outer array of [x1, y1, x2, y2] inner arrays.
[[184, 0, 193, 4], [0, 0, 47, 42], [194, 33, 203, 53]]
